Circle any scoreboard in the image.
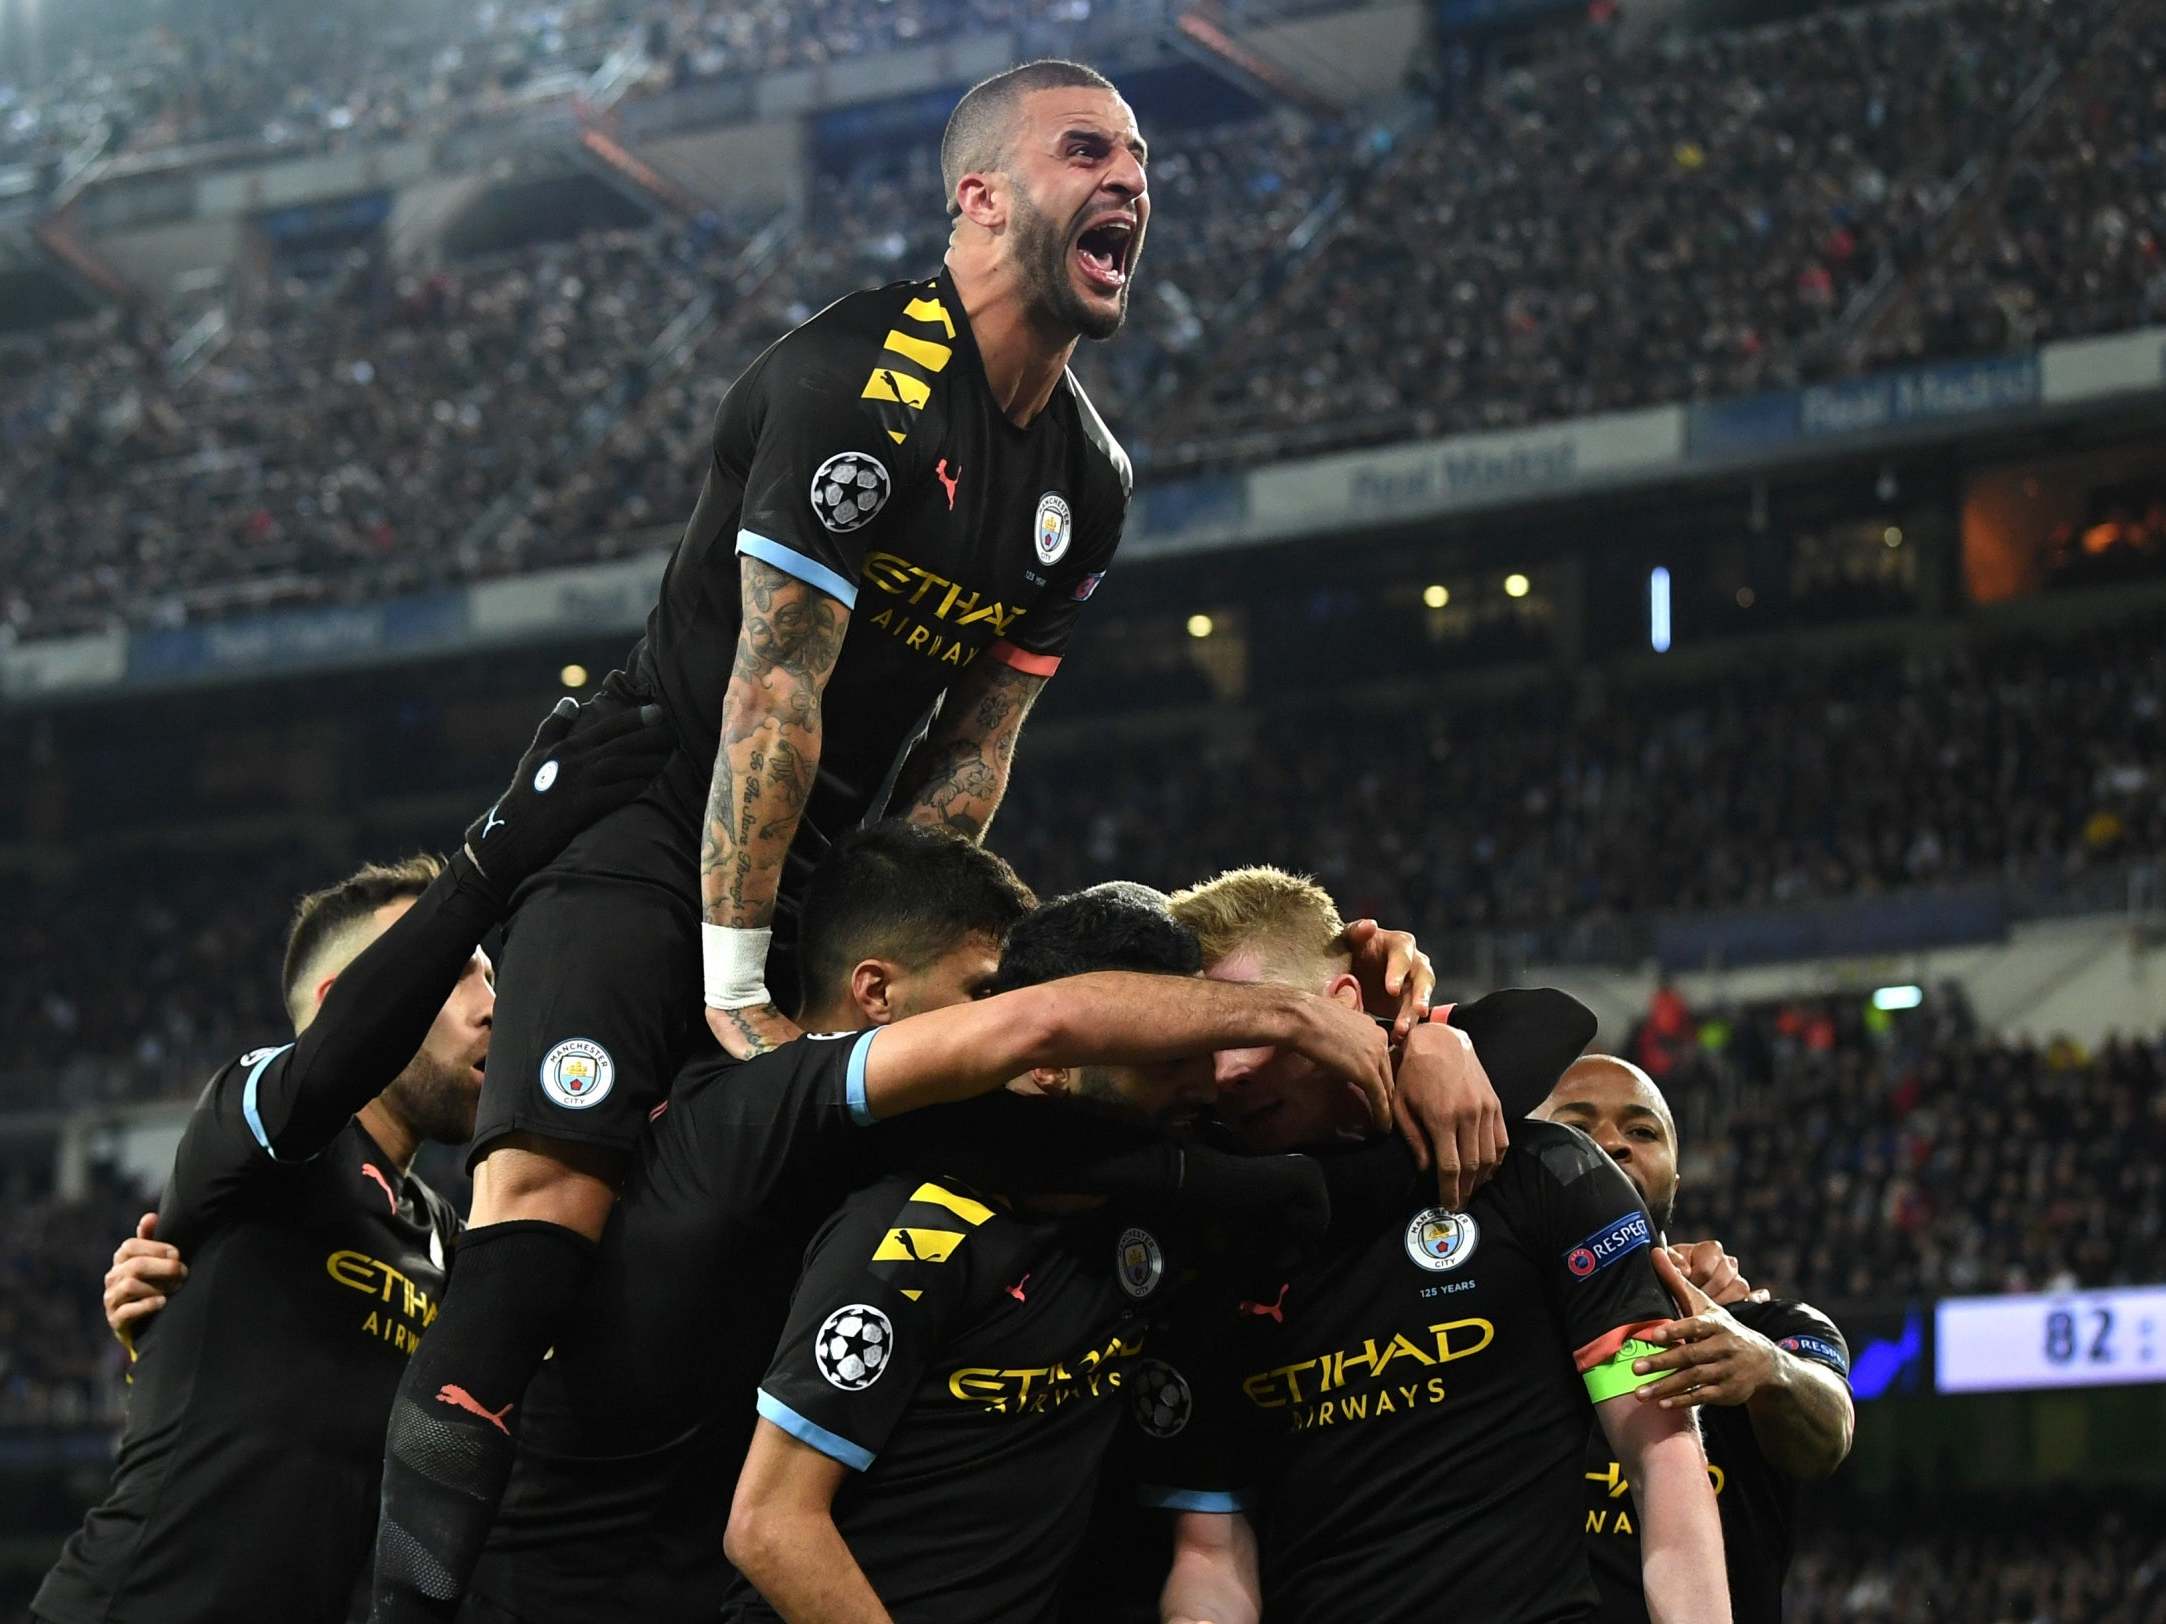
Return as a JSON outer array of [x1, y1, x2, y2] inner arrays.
[[1935, 1285, 2166, 1394]]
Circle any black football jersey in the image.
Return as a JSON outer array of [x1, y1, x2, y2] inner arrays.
[[1584, 1298, 1851, 1624], [631, 267, 1129, 884], [34, 1046, 460, 1624], [721, 1176, 1197, 1624], [1139, 1121, 1678, 1624], [470, 1035, 1189, 1624]]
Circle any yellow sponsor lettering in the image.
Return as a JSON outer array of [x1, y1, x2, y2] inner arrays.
[[1428, 1317, 1494, 1363], [1616, 1509, 1635, 1536], [861, 552, 915, 596], [1586, 1510, 1610, 1534], [943, 642, 966, 666], [905, 626, 931, 651]]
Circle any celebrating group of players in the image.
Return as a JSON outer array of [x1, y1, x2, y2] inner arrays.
[[33, 58, 1855, 1624]]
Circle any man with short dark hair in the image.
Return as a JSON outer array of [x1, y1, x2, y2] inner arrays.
[[373, 58, 1184, 1619], [1533, 1056, 1854, 1623], [460, 831, 1389, 1624], [721, 888, 1235, 1622], [34, 698, 668, 1624]]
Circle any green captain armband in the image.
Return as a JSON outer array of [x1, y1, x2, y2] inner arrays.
[[1582, 1337, 1667, 1404]]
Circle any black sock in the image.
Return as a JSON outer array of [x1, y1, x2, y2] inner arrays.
[[369, 1220, 597, 1623]]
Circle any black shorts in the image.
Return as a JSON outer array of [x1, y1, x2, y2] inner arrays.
[[472, 790, 708, 1163]]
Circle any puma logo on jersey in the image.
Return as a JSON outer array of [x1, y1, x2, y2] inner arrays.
[[359, 1162, 397, 1213], [1239, 1282, 1291, 1324], [436, 1384, 514, 1434], [935, 458, 960, 510], [1007, 1273, 1030, 1302]]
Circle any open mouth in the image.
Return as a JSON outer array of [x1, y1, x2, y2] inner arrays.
[[1073, 214, 1136, 293]]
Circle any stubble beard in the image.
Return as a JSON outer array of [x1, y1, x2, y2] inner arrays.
[[386, 1050, 480, 1147], [1010, 186, 1127, 343]]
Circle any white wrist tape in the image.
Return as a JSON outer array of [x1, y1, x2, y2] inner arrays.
[[702, 923, 774, 1010]]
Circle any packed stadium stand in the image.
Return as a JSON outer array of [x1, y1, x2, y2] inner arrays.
[[6, 0, 2164, 638], [7, 0, 2166, 1611]]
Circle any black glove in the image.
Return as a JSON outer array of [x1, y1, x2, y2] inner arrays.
[[1179, 1144, 1332, 1268], [462, 694, 673, 904], [1445, 988, 1598, 1120]]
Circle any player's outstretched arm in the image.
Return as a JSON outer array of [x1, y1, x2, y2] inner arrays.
[[889, 656, 1043, 842], [252, 695, 671, 1161], [1160, 1512, 1261, 1624], [859, 970, 1394, 1126], [1595, 1393, 1731, 1624], [725, 1420, 892, 1623], [702, 559, 849, 1058]]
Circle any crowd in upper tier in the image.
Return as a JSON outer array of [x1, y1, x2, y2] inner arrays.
[[4, 0, 2163, 640]]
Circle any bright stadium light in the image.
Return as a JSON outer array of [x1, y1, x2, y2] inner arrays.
[[560, 663, 589, 688], [1186, 613, 1214, 639], [1423, 583, 1450, 609], [1503, 573, 1530, 599], [1872, 984, 1924, 1011], [1649, 567, 1672, 653]]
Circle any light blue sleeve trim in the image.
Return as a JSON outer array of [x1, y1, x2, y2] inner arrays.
[[844, 1027, 880, 1127], [241, 1043, 298, 1159], [757, 1388, 876, 1472], [737, 530, 859, 610], [1136, 1485, 1252, 1513]]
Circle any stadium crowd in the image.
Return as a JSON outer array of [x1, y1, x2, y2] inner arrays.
[[0, 0, 1192, 174], [999, 615, 2166, 936], [5, 0, 2164, 638], [2, 224, 743, 636], [1870, 0, 2166, 367], [6, 614, 2158, 1100], [1785, 1503, 2166, 1621], [1153, 0, 2124, 467]]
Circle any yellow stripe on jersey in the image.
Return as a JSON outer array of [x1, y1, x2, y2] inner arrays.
[[882, 330, 951, 372], [873, 1226, 968, 1264], [909, 1182, 994, 1225], [858, 283, 957, 447], [903, 295, 956, 338]]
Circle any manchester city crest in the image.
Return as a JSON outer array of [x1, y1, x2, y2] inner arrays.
[[1116, 1225, 1164, 1298], [539, 1037, 615, 1111], [1034, 491, 1073, 566], [1404, 1207, 1480, 1273]]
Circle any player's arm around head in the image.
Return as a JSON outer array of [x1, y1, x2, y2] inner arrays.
[[856, 964, 1392, 1124]]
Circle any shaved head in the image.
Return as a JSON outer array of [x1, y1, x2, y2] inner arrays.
[[1534, 1055, 1679, 1231], [941, 59, 1116, 216]]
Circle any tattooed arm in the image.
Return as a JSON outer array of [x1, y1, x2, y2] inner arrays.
[[702, 559, 848, 1056], [890, 658, 1045, 842]]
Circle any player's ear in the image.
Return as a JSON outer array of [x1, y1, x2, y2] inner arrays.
[[955, 171, 1004, 232], [309, 974, 339, 1021], [849, 958, 901, 1025], [1324, 972, 1364, 1012], [1026, 1065, 1074, 1098]]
